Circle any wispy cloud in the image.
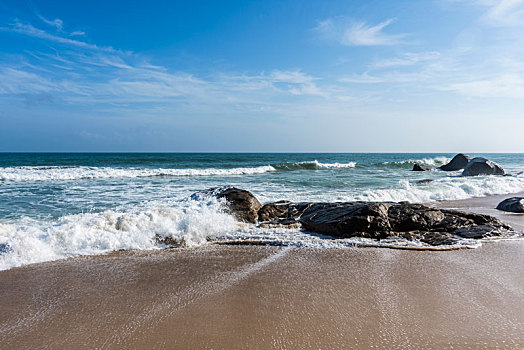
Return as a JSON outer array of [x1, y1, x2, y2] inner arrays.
[[373, 51, 441, 68], [1, 20, 114, 52], [445, 74, 524, 98], [38, 14, 63, 31], [70, 31, 86, 37], [481, 0, 524, 27], [314, 17, 408, 46], [0, 19, 331, 112]]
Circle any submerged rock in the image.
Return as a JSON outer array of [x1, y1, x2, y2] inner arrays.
[[461, 157, 504, 177], [415, 179, 434, 185], [496, 197, 524, 213], [193, 186, 261, 223], [439, 153, 471, 171], [412, 164, 432, 171]]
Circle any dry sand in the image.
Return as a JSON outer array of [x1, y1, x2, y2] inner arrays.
[[1, 194, 524, 349]]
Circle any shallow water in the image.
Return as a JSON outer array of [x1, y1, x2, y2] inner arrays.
[[1, 153, 523, 269]]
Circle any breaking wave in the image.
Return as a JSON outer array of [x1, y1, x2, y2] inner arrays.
[[374, 156, 451, 168], [272, 160, 357, 170], [0, 165, 277, 182], [354, 175, 524, 203], [0, 198, 239, 271]]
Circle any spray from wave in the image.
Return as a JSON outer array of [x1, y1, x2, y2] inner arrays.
[[0, 198, 239, 270]]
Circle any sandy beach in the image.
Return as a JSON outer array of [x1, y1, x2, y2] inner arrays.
[[1, 194, 524, 349]]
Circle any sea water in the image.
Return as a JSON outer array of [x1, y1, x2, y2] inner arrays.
[[1, 153, 523, 270]]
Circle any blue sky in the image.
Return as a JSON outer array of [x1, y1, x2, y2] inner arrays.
[[1, 0, 524, 152]]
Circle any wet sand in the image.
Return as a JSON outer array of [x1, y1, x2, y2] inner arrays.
[[2, 194, 524, 349]]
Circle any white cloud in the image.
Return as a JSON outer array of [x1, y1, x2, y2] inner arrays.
[[446, 74, 524, 98], [481, 0, 524, 26], [38, 15, 63, 31], [373, 51, 441, 68], [314, 17, 408, 46], [1, 20, 115, 52]]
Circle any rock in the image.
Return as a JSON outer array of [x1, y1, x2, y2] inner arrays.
[[496, 197, 524, 213], [193, 186, 261, 223], [258, 200, 292, 222], [415, 179, 434, 185], [256, 200, 511, 245], [439, 153, 471, 171], [192, 187, 514, 246], [298, 202, 392, 239], [452, 226, 497, 239], [412, 164, 432, 171], [461, 157, 504, 176]]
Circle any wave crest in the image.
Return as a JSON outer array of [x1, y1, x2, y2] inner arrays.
[[0, 198, 238, 270], [272, 160, 356, 170], [0, 165, 276, 182]]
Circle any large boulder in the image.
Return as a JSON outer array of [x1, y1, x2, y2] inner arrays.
[[192, 187, 261, 223], [298, 202, 392, 239], [461, 157, 504, 176], [439, 153, 471, 171], [496, 197, 524, 213], [256, 200, 512, 244], [412, 164, 432, 171]]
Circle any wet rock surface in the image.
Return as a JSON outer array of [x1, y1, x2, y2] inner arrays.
[[439, 153, 471, 171], [197, 187, 514, 246], [496, 197, 524, 213], [193, 186, 261, 223], [462, 157, 505, 176], [412, 164, 432, 171]]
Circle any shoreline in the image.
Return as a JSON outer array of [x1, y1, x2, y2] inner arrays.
[[2, 191, 524, 348], [2, 242, 524, 349]]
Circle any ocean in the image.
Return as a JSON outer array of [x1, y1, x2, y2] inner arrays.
[[1, 153, 523, 270]]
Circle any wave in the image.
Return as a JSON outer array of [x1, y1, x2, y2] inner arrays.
[[272, 160, 356, 170], [0, 165, 276, 182], [354, 175, 524, 203], [374, 156, 451, 168], [2, 175, 524, 271], [0, 198, 239, 271]]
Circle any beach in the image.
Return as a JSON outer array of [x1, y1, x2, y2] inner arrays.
[[2, 194, 524, 349]]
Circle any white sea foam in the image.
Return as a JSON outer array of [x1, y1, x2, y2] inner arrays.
[[0, 198, 238, 270], [272, 160, 356, 170], [0, 165, 276, 182], [377, 156, 451, 167], [354, 175, 524, 203], [315, 161, 357, 168]]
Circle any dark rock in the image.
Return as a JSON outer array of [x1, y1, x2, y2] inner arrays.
[[415, 179, 434, 185], [298, 202, 392, 239], [496, 197, 524, 213], [192, 187, 515, 246], [461, 157, 504, 176], [258, 200, 292, 222], [412, 164, 432, 171], [452, 226, 498, 239], [439, 153, 471, 171], [193, 186, 261, 223], [257, 200, 511, 245]]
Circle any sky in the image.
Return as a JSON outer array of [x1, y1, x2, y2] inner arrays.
[[1, 0, 524, 152]]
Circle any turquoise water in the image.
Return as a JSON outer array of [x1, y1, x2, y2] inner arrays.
[[1, 153, 524, 269]]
